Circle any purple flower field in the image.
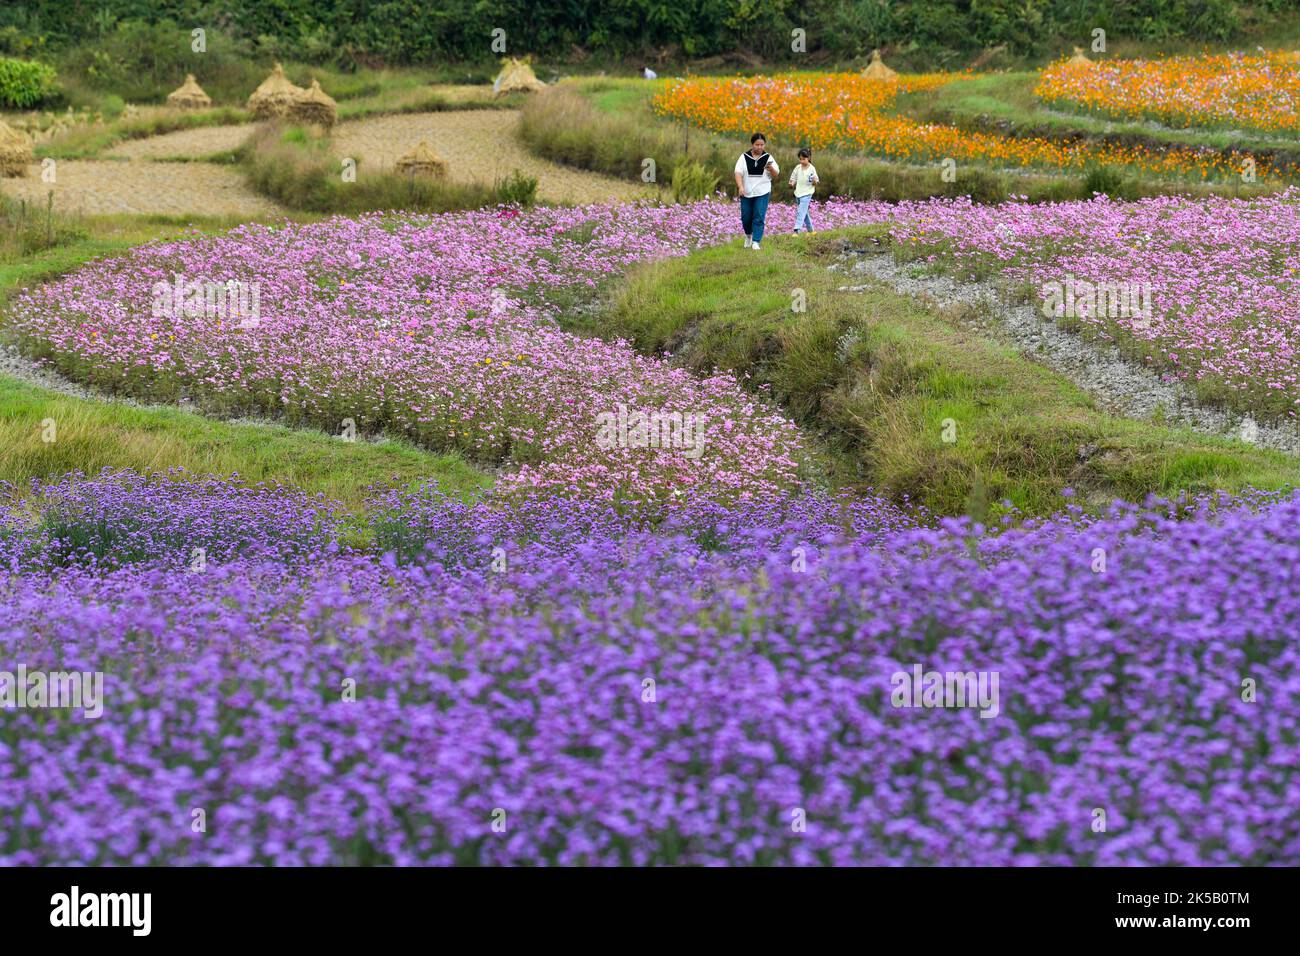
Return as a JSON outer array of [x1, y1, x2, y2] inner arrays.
[[4, 194, 1300, 866], [1, 471, 1297, 865]]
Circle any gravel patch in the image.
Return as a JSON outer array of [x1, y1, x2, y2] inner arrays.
[[831, 247, 1300, 455], [1, 342, 110, 404]]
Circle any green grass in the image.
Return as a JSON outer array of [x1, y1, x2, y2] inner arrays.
[[586, 82, 653, 115], [0, 375, 488, 509], [336, 86, 525, 121], [588, 226, 1300, 518], [0, 213, 491, 511]]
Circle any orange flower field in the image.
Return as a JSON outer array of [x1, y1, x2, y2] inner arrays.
[[653, 72, 1273, 181], [1035, 51, 1300, 133]]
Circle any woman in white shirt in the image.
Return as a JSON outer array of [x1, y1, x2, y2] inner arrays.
[[733, 132, 778, 250]]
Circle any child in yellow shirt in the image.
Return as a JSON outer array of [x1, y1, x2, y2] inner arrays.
[[788, 148, 819, 234]]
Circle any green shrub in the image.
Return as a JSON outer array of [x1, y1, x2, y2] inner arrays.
[[55, 19, 265, 105], [99, 93, 126, 118], [0, 1, 1273, 63], [495, 169, 539, 207], [0, 56, 57, 107], [1082, 164, 1127, 199], [671, 161, 721, 202]]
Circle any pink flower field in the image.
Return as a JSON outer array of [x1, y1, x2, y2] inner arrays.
[[10, 202, 869, 505], [10, 191, 1300, 514]]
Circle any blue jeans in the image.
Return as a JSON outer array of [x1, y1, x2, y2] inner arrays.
[[740, 192, 771, 243], [795, 194, 814, 232]]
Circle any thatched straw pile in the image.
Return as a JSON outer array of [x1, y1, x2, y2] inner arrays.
[[394, 140, 449, 178], [0, 120, 32, 177], [248, 63, 304, 119], [288, 79, 338, 128], [492, 57, 546, 95], [1066, 47, 1093, 67], [167, 74, 212, 109], [862, 50, 898, 81]]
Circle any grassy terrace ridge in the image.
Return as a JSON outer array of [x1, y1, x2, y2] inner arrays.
[[0, 217, 490, 509], [29, 107, 251, 161], [520, 78, 1286, 204], [27, 84, 524, 162], [584, 224, 1300, 519], [0, 376, 488, 509]]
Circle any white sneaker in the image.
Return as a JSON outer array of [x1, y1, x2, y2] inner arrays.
[[743, 236, 753, 248], [752, 242, 761, 251]]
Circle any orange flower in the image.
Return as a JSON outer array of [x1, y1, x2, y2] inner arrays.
[[1036, 51, 1300, 134], [653, 70, 1276, 181]]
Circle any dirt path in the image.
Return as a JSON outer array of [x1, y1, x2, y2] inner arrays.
[[2, 161, 283, 217], [333, 109, 656, 203]]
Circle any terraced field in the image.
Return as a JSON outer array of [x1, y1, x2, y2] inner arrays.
[[332, 108, 656, 202], [2, 102, 653, 214]]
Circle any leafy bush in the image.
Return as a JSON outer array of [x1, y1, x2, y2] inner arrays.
[[0, 1, 1277, 66], [99, 93, 126, 118], [0, 25, 48, 59], [55, 19, 265, 105], [671, 161, 721, 202], [495, 169, 539, 207], [0, 56, 57, 107], [1082, 163, 1127, 199]]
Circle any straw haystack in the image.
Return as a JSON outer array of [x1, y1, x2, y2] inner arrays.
[[395, 140, 449, 178], [248, 63, 304, 119], [492, 57, 546, 95], [288, 79, 338, 128], [167, 74, 211, 109], [1067, 47, 1093, 67], [862, 49, 898, 81], [0, 120, 32, 177]]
